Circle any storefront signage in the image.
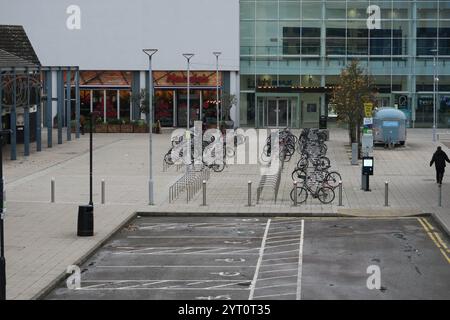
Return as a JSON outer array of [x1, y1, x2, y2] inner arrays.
[[154, 71, 220, 87]]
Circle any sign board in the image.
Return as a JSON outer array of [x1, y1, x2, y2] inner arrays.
[[364, 117, 373, 125], [364, 103, 373, 118], [362, 156, 374, 175]]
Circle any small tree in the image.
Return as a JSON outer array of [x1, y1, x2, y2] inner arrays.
[[220, 92, 237, 123], [331, 60, 377, 154]]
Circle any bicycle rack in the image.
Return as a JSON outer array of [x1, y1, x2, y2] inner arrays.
[[168, 164, 210, 204], [256, 150, 286, 204]]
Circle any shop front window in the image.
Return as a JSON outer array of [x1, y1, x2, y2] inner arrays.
[[177, 90, 200, 127], [202, 90, 219, 126], [119, 90, 131, 122], [155, 90, 173, 127]]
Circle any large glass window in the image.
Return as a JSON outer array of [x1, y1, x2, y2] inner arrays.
[[155, 90, 173, 127]]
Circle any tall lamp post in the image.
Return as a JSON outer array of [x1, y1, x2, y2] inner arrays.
[[431, 49, 438, 142], [182, 54, 194, 130], [213, 52, 221, 129], [143, 49, 158, 206], [0, 130, 11, 300], [77, 113, 94, 237]]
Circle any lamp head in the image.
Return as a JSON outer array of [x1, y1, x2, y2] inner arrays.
[[143, 49, 158, 57], [182, 53, 195, 61]]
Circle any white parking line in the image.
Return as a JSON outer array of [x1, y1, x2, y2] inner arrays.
[[253, 292, 296, 299], [96, 265, 255, 269], [259, 268, 298, 274], [297, 220, 305, 300], [255, 275, 297, 282], [249, 219, 271, 300], [261, 257, 298, 263]]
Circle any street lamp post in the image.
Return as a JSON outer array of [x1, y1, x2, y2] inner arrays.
[[77, 114, 94, 237], [182, 54, 194, 130], [213, 52, 221, 129], [143, 49, 158, 206], [0, 129, 11, 300], [431, 49, 438, 142]]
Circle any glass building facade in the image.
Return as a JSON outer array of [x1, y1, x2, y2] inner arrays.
[[240, 0, 450, 128]]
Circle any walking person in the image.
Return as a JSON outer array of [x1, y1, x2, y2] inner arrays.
[[430, 146, 450, 184]]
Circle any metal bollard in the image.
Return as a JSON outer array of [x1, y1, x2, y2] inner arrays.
[[338, 181, 343, 206], [202, 180, 207, 206], [293, 181, 298, 206], [248, 181, 252, 207], [385, 181, 389, 207], [101, 179, 105, 204], [51, 178, 55, 203], [438, 184, 442, 207]]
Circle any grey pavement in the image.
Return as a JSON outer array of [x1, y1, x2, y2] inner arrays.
[[3, 127, 450, 299], [45, 216, 450, 300]]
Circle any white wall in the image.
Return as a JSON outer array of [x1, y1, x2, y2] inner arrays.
[[0, 0, 240, 71]]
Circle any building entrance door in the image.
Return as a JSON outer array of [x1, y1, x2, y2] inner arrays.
[[264, 98, 290, 128]]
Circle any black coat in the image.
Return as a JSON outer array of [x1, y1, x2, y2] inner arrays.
[[430, 149, 450, 171]]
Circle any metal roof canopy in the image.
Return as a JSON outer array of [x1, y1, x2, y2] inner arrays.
[[0, 66, 80, 72]]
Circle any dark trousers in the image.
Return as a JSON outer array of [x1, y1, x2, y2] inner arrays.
[[436, 169, 445, 184]]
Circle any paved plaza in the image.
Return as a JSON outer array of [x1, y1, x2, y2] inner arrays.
[[2, 127, 450, 299]]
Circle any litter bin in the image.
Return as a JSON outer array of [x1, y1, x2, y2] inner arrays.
[[319, 115, 327, 129]]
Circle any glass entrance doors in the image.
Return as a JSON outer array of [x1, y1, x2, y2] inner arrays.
[[257, 97, 297, 128]]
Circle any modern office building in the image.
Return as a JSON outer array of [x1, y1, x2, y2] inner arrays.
[[1, 0, 450, 129], [240, 0, 450, 129]]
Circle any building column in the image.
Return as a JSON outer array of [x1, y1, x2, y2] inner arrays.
[[66, 70, 72, 141], [36, 72, 42, 152], [0, 72, 3, 130], [103, 90, 107, 123], [173, 90, 177, 127], [11, 70, 17, 160], [57, 70, 63, 144], [75, 69, 80, 138], [46, 70, 53, 148], [144, 70, 150, 124], [117, 90, 120, 120], [24, 70, 30, 157]]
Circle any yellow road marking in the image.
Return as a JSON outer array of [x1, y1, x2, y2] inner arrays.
[[434, 233, 449, 250], [422, 218, 435, 231], [439, 249, 450, 264], [417, 218, 450, 265], [417, 218, 429, 232]]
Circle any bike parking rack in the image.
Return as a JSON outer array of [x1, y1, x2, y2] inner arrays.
[[256, 151, 286, 204], [168, 164, 210, 204]]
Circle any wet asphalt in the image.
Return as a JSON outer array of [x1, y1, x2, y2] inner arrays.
[[45, 216, 450, 300]]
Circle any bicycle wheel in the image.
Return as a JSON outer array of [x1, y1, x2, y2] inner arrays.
[[317, 186, 335, 204], [318, 157, 331, 170], [289, 186, 308, 204], [291, 168, 307, 181], [212, 161, 225, 173], [164, 152, 174, 166], [325, 171, 341, 189]]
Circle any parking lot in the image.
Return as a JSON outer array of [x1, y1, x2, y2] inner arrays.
[[45, 216, 450, 300]]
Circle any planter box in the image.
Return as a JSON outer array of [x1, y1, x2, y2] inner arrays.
[[108, 124, 121, 133], [95, 124, 108, 133], [120, 124, 133, 133], [133, 125, 149, 133]]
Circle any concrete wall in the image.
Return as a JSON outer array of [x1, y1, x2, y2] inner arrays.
[[0, 0, 239, 71]]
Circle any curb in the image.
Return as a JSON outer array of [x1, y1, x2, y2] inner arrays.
[[32, 210, 139, 300]]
